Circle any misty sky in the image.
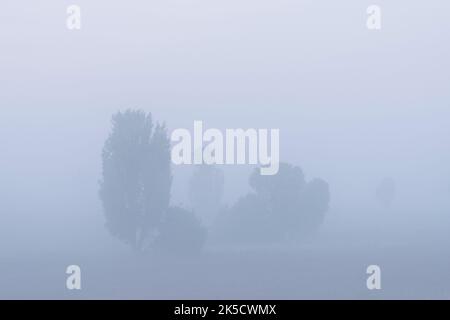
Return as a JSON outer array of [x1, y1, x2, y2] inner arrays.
[[1, 0, 449, 258]]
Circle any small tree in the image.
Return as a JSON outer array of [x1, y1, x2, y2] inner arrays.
[[99, 109, 172, 251], [298, 178, 330, 237], [213, 162, 330, 244], [249, 163, 308, 237], [188, 165, 224, 227], [154, 206, 207, 255]]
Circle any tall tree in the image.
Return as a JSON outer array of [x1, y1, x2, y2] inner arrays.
[[99, 110, 172, 251]]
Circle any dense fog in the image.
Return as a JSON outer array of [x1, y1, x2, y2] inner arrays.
[[0, 0, 449, 299]]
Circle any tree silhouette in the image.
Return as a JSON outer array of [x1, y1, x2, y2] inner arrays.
[[298, 178, 330, 237], [213, 162, 330, 244], [249, 163, 306, 234], [154, 206, 207, 255], [99, 109, 172, 251], [188, 165, 224, 227]]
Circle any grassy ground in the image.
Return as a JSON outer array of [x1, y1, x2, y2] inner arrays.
[[1, 239, 449, 299]]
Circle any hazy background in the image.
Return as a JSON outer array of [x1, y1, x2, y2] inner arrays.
[[0, 0, 449, 299]]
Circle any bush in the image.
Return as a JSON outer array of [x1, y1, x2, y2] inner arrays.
[[212, 163, 330, 245], [154, 206, 207, 255]]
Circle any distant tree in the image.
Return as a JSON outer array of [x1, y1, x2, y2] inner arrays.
[[212, 193, 274, 244], [154, 206, 207, 255], [99, 110, 172, 251], [213, 162, 330, 244], [188, 165, 224, 227], [249, 163, 305, 230], [249, 163, 306, 199], [376, 177, 396, 208], [298, 178, 330, 237]]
